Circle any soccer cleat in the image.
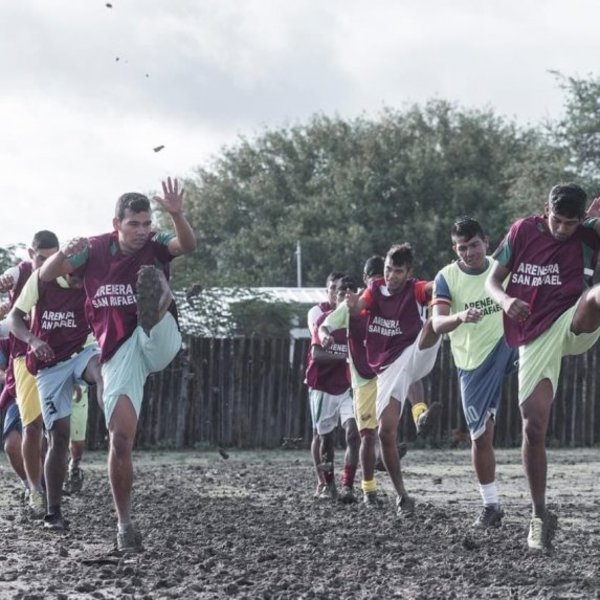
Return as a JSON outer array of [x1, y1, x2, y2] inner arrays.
[[527, 511, 558, 551], [136, 266, 164, 334], [396, 494, 415, 518], [28, 489, 46, 519], [63, 465, 85, 495], [338, 486, 357, 504], [363, 491, 382, 509], [317, 481, 337, 501], [117, 524, 144, 553], [44, 512, 66, 532], [473, 504, 504, 529], [416, 402, 442, 437]]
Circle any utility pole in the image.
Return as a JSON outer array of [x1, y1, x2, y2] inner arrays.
[[295, 240, 302, 287]]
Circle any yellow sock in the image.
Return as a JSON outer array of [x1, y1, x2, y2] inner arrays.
[[361, 479, 377, 493], [411, 402, 427, 425]]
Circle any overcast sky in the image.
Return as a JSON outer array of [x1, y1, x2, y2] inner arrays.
[[2, 0, 599, 249]]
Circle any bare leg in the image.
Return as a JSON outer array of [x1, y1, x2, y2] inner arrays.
[[4, 430, 27, 483], [360, 428, 377, 483], [22, 416, 44, 491], [45, 417, 70, 512], [108, 395, 138, 525], [378, 397, 407, 498], [343, 418, 359, 470], [473, 418, 496, 485], [520, 379, 553, 517]]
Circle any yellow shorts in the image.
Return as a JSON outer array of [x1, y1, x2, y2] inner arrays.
[[519, 301, 600, 403], [13, 356, 41, 426], [354, 378, 378, 431], [70, 386, 89, 442]]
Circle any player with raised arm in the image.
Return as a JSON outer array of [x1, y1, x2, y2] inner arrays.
[[39, 177, 196, 551], [486, 183, 600, 551]]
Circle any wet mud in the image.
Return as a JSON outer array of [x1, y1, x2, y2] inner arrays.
[[0, 447, 599, 599]]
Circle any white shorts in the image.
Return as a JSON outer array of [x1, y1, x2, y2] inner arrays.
[[309, 388, 354, 435], [376, 331, 441, 420], [102, 313, 182, 427]]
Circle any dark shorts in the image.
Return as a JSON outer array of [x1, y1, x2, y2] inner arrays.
[[457, 338, 517, 440], [3, 401, 22, 439]]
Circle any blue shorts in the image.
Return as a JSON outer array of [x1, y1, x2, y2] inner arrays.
[[36, 344, 101, 430], [457, 338, 517, 440], [3, 402, 22, 438]]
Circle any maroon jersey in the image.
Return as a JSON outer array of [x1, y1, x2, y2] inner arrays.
[[362, 278, 429, 373], [8, 261, 33, 359], [494, 215, 600, 347], [305, 312, 350, 395], [0, 338, 16, 409], [348, 312, 376, 381], [74, 231, 175, 363], [25, 278, 91, 375]]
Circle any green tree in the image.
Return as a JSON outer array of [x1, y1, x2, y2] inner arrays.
[[160, 100, 565, 289]]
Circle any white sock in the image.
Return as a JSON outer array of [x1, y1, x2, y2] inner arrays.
[[118, 520, 133, 534], [479, 482, 498, 506]]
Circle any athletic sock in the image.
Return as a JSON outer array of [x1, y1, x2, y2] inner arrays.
[[361, 479, 377, 493], [411, 402, 427, 424], [118, 520, 133, 534], [340, 465, 357, 488], [47, 504, 61, 516], [323, 470, 334, 485], [479, 482, 499, 506]]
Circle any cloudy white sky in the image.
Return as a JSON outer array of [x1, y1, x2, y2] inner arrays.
[[2, 0, 599, 248]]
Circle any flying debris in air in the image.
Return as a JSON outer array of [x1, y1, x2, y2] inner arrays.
[[153, 145, 165, 153], [115, 57, 120, 62], [105, 2, 112, 7]]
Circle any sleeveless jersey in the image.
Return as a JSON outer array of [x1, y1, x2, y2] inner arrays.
[[494, 215, 600, 347], [74, 231, 175, 362], [24, 277, 91, 375], [362, 278, 428, 373], [305, 311, 350, 395], [433, 258, 503, 370]]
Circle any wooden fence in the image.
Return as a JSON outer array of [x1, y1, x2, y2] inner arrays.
[[84, 336, 600, 450]]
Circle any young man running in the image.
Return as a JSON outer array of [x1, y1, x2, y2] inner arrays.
[[306, 276, 359, 502], [9, 271, 103, 531], [486, 183, 600, 551], [347, 244, 441, 517], [306, 271, 345, 497], [0, 230, 60, 517], [432, 217, 517, 528], [40, 177, 196, 552]]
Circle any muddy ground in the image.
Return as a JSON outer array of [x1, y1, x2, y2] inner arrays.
[[0, 446, 599, 599]]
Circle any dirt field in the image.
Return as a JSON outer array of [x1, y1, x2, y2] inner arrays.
[[0, 446, 599, 599]]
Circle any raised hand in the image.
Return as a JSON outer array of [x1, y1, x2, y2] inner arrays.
[[154, 177, 185, 215]]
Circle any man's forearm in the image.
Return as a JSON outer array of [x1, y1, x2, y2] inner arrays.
[[39, 251, 70, 282], [171, 212, 197, 254]]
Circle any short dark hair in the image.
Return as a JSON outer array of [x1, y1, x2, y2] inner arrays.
[[548, 183, 587, 219], [326, 271, 345, 285], [336, 275, 358, 294], [31, 230, 59, 251], [115, 192, 151, 220], [386, 243, 413, 268], [363, 255, 384, 278], [451, 217, 485, 241]]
